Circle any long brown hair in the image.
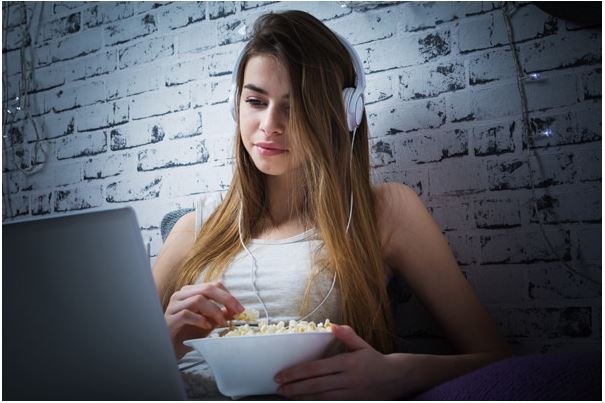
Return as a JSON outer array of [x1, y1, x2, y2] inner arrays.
[[161, 10, 394, 353]]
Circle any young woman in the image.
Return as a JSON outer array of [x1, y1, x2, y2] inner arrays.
[[153, 10, 511, 399]]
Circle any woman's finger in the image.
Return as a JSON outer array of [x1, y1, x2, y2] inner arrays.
[[278, 373, 349, 398], [275, 354, 348, 385], [166, 309, 212, 331], [172, 282, 244, 315], [166, 294, 228, 326]]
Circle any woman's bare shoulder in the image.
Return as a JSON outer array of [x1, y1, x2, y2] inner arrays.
[[372, 182, 416, 257]]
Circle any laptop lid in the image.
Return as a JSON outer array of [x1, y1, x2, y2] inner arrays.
[[3, 207, 186, 400]]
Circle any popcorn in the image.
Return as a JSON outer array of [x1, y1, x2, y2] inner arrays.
[[234, 308, 260, 323], [218, 319, 332, 338]]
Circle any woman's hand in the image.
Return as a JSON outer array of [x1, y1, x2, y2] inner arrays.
[[274, 324, 406, 400], [164, 281, 244, 359]]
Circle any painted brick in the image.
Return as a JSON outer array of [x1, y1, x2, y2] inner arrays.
[[519, 30, 601, 73], [486, 152, 579, 191], [137, 138, 210, 171], [429, 159, 484, 196], [443, 232, 477, 265], [129, 86, 190, 120], [240, 1, 279, 11], [50, 27, 104, 63], [367, 97, 446, 137], [140, 227, 163, 258], [447, 84, 522, 123], [580, 68, 601, 99], [83, 152, 133, 180], [458, 5, 558, 53], [400, 61, 465, 100], [469, 48, 516, 85], [202, 103, 236, 137], [480, 229, 570, 264], [157, 2, 205, 31], [208, 77, 231, 105], [208, 1, 237, 20], [270, 1, 352, 21], [526, 110, 576, 148], [37, 11, 81, 43], [4, 49, 22, 76], [364, 29, 451, 72], [176, 22, 218, 54], [118, 35, 175, 69], [205, 136, 236, 164], [397, 128, 468, 164], [52, 2, 86, 16], [374, 166, 427, 196], [528, 266, 601, 300], [82, 2, 135, 29], [32, 63, 66, 92], [132, 2, 170, 15], [365, 71, 394, 105], [217, 15, 256, 46], [106, 174, 163, 202], [57, 130, 107, 160], [19, 160, 82, 191], [64, 49, 119, 82], [502, 306, 591, 338], [4, 3, 28, 28], [164, 58, 206, 87], [575, 147, 601, 183], [3, 25, 30, 51], [31, 190, 53, 215], [3, 193, 30, 218], [164, 164, 232, 197], [474, 198, 522, 229], [576, 227, 601, 262], [106, 65, 161, 100], [525, 73, 579, 111], [531, 189, 601, 224], [467, 267, 527, 303], [47, 79, 105, 112], [427, 201, 474, 231], [208, 44, 241, 77], [76, 99, 129, 132], [31, 111, 75, 141], [370, 137, 396, 168], [54, 184, 103, 212], [104, 12, 158, 46], [109, 118, 165, 151], [327, 9, 396, 45], [156, 109, 203, 140], [472, 120, 517, 156], [574, 107, 602, 145], [395, 1, 459, 33]]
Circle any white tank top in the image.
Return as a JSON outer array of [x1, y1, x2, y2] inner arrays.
[[192, 193, 340, 324]]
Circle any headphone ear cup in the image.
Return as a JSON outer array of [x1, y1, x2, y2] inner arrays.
[[342, 87, 356, 132]]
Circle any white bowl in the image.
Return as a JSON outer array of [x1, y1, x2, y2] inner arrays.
[[184, 331, 335, 397]]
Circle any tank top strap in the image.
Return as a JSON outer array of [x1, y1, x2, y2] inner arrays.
[[194, 193, 223, 240]]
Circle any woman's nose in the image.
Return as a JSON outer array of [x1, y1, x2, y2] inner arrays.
[[260, 105, 286, 135]]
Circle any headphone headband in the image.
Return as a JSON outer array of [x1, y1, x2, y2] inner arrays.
[[228, 30, 366, 132]]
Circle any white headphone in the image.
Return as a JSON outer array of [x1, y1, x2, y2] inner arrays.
[[228, 32, 366, 133]]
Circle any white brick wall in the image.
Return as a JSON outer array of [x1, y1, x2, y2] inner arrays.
[[2, 1, 601, 354]]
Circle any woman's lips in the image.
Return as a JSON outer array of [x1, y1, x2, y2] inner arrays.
[[255, 145, 287, 156]]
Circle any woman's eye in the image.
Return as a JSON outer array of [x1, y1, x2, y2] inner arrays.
[[245, 99, 265, 106]]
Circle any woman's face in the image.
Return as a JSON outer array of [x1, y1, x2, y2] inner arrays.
[[239, 55, 298, 177]]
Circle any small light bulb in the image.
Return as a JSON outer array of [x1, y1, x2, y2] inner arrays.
[[7, 109, 12, 114], [16, 106, 21, 111], [541, 128, 553, 137]]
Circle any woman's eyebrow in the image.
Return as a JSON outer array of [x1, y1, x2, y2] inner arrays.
[[243, 83, 289, 99]]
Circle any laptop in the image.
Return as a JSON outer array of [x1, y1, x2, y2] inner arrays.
[[3, 207, 187, 400]]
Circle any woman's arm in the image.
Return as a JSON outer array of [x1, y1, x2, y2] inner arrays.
[[377, 182, 512, 386], [275, 183, 512, 399]]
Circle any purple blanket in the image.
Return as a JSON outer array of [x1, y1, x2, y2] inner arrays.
[[414, 351, 601, 401]]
